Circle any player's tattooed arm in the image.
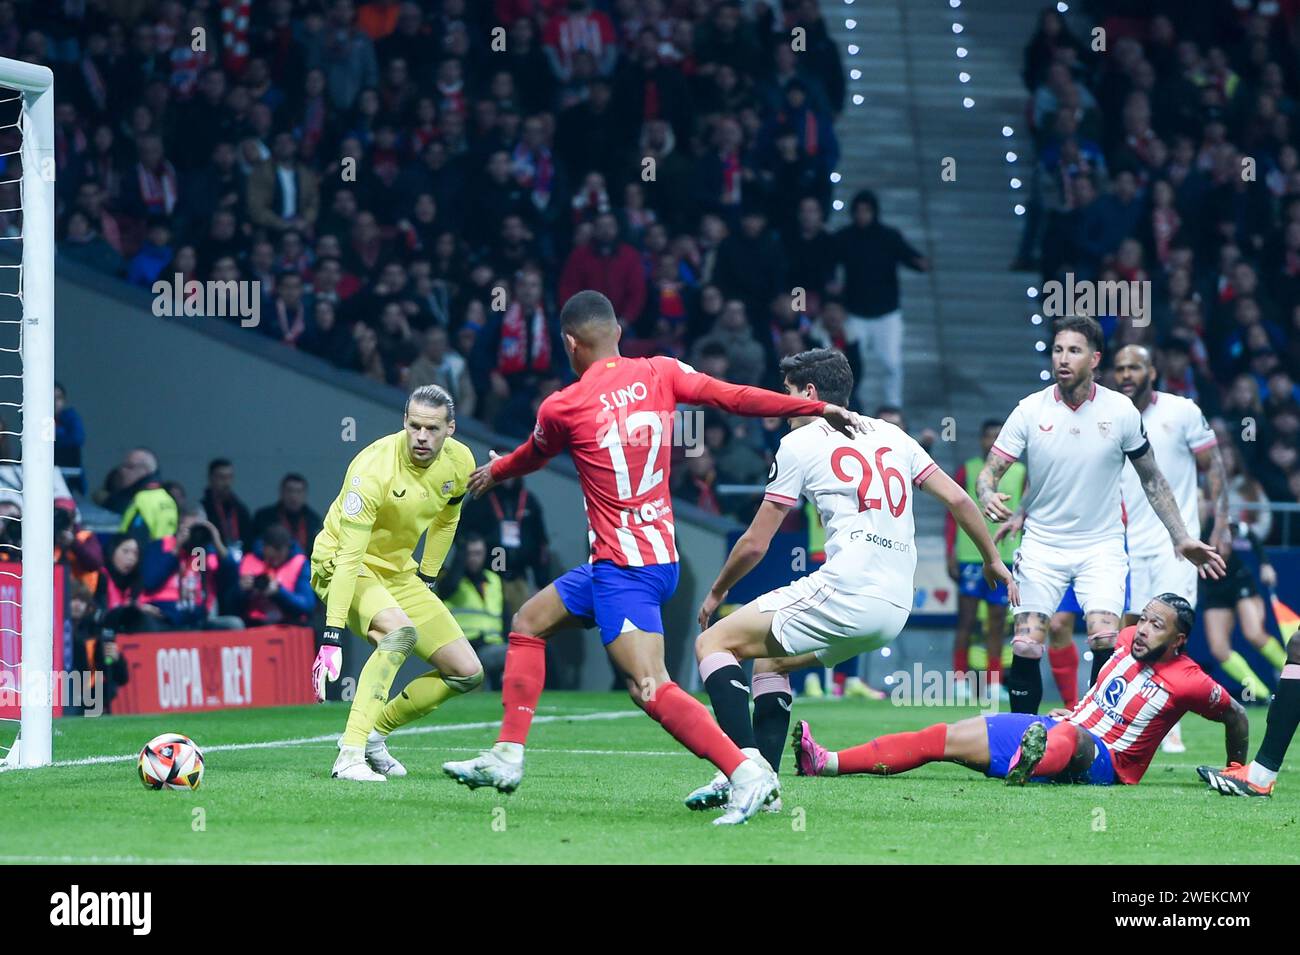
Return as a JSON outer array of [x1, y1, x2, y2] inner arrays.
[[976, 452, 1013, 522], [1131, 448, 1191, 543], [1215, 697, 1251, 766], [1197, 444, 1232, 554], [1132, 448, 1227, 578]]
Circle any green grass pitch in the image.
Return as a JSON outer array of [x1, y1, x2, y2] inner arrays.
[[0, 693, 1293, 864]]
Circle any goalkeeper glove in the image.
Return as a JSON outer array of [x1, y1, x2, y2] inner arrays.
[[417, 572, 437, 594], [312, 626, 343, 703]]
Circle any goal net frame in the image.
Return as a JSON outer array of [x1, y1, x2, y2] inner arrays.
[[0, 57, 55, 769]]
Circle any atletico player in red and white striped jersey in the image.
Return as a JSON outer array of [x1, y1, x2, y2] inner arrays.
[[444, 290, 867, 823], [483, 339, 813, 567], [793, 593, 1251, 787], [1066, 616, 1239, 784]]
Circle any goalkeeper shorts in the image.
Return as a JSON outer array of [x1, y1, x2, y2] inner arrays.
[[311, 563, 464, 659]]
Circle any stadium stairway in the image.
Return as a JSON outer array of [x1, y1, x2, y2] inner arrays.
[[823, 0, 1045, 537]]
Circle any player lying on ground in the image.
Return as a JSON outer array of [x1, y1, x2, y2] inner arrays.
[[976, 316, 1225, 716], [1200, 629, 1300, 798], [442, 290, 868, 825], [310, 385, 484, 781], [793, 595, 1248, 787], [684, 347, 1017, 816]]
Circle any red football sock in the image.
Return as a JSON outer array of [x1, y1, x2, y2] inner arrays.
[[1030, 721, 1078, 778], [837, 723, 948, 776], [644, 682, 746, 776], [953, 645, 969, 675], [1048, 643, 1080, 708], [497, 632, 546, 745], [987, 653, 1002, 686]]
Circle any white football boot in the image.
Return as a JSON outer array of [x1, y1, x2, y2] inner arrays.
[[332, 743, 386, 782], [365, 730, 408, 777], [442, 744, 524, 793], [686, 748, 782, 813], [685, 772, 783, 813], [684, 771, 731, 811], [713, 757, 780, 826]]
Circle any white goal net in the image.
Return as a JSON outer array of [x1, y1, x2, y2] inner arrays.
[[0, 58, 55, 769]]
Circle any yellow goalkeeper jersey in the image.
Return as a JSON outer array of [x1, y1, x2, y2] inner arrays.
[[312, 431, 475, 628]]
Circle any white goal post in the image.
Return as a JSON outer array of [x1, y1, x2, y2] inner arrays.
[[0, 58, 55, 768]]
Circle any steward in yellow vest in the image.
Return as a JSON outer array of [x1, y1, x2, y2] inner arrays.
[[437, 533, 508, 687], [947, 420, 1026, 677]]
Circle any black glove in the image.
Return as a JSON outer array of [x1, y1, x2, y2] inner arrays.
[[417, 572, 437, 594]]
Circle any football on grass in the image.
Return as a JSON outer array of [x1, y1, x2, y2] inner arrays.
[[138, 733, 205, 791]]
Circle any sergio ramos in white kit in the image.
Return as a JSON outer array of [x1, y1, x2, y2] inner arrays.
[[1114, 343, 1230, 752], [976, 316, 1226, 714]]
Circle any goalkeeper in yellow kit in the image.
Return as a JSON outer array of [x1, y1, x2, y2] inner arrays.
[[310, 384, 483, 781]]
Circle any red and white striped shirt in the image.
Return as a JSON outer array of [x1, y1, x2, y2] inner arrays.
[[490, 356, 825, 568], [1067, 626, 1232, 784]]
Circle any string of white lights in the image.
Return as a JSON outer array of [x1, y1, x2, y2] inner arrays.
[[1020, 3, 1073, 382]]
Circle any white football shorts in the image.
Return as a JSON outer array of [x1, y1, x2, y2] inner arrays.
[[1011, 538, 1128, 618], [1127, 547, 1199, 613], [755, 571, 911, 664]]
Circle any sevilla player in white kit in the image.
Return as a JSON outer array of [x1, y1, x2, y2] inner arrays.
[[688, 348, 1016, 822], [1114, 344, 1229, 754], [977, 316, 1225, 714], [442, 292, 867, 825], [1115, 346, 1227, 621], [793, 594, 1251, 787]]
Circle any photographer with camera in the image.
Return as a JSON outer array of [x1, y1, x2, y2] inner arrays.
[[236, 524, 314, 626], [68, 579, 129, 716], [55, 506, 104, 595], [140, 503, 245, 630]]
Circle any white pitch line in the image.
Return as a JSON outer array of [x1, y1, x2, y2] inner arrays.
[[0, 709, 642, 771], [127, 743, 693, 759]]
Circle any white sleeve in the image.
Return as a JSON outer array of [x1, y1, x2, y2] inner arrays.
[[1184, 401, 1217, 454], [1121, 402, 1149, 455], [991, 402, 1028, 461], [907, 434, 939, 486], [764, 438, 806, 506]]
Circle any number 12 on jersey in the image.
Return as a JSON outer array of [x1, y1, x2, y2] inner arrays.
[[599, 410, 666, 500]]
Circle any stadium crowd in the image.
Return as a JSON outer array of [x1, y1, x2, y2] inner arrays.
[[19, 0, 933, 528], [1019, 0, 1300, 546], [4, 0, 904, 705]]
